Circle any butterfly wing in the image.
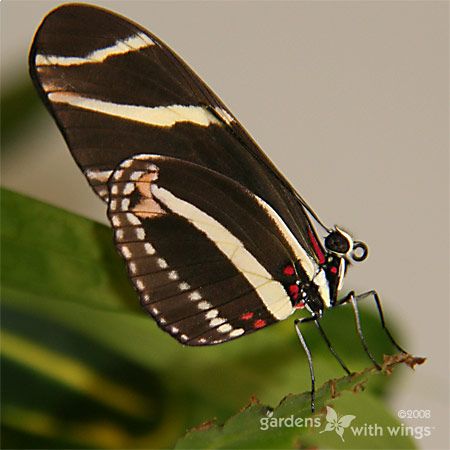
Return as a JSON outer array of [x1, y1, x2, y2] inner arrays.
[[29, 3, 325, 263]]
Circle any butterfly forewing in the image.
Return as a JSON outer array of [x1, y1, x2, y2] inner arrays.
[[29, 3, 325, 262]]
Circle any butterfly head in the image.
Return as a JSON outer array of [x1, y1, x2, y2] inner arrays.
[[325, 226, 368, 263]]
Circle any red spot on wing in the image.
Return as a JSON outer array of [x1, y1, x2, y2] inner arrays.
[[308, 229, 326, 264], [289, 284, 299, 300], [330, 266, 338, 274], [283, 265, 295, 276], [295, 301, 305, 309], [241, 312, 254, 321], [254, 319, 266, 329]]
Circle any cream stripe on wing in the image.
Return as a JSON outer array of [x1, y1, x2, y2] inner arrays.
[[254, 197, 317, 279], [35, 32, 154, 66], [47, 92, 221, 128], [151, 185, 294, 321], [314, 269, 331, 308], [254, 193, 331, 305]]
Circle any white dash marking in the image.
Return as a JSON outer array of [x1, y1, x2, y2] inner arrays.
[[189, 291, 202, 301], [129, 262, 137, 274], [136, 228, 145, 240], [159, 317, 167, 324], [144, 243, 155, 254], [205, 309, 219, 319], [123, 183, 134, 195], [130, 171, 144, 180], [218, 323, 232, 333], [157, 258, 168, 269], [168, 270, 179, 280], [230, 328, 245, 338], [121, 159, 133, 168], [36, 32, 154, 67], [113, 170, 124, 180], [97, 188, 108, 199], [120, 246, 131, 259], [197, 301, 212, 310], [210, 317, 226, 327], [126, 213, 140, 225], [151, 306, 159, 314], [115, 229, 124, 240], [110, 200, 117, 210], [47, 93, 221, 128], [171, 326, 179, 334], [85, 169, 112, 182], [111, 185, 119, 195], [180, 334, 189, 341], [179, 282, 190, 291], [121, 199, 130, 211], [135, 280, 145, 291], [111, 215, 121, 227]]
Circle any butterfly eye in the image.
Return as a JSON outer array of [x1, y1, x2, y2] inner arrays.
[[324, 230, 351, 254]]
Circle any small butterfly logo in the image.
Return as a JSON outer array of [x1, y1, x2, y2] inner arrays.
[[320, 406, 356, 442]]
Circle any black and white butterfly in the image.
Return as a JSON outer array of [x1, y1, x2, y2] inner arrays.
[[29, 4, 406, 411]]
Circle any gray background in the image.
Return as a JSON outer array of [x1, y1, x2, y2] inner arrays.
[[2, 1, 449, 448]]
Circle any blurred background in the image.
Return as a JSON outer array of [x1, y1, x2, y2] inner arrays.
[[1, 1, 448, 449]]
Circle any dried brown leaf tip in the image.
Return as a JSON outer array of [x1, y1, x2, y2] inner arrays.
[[239, 394, 260, 413], [352, 381, 367, 394], [404, 354, 426, 369], [382, 353, 426, 374], [329, 379, 337, 399], [189, 419, 217, 432]]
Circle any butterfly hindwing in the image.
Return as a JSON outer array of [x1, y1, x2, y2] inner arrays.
[[106, 154, 315, 345]]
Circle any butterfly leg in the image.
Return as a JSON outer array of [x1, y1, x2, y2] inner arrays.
[[294, 316, 317, 412], [339, 290, 407, 355], [350, 294, 383, 369], [338, 291, 382, 369]]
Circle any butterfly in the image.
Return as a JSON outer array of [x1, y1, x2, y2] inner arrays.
[[29, 3, 406, 411]]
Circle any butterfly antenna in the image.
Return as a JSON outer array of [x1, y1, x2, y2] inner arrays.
[[294, 192, 332, 233]]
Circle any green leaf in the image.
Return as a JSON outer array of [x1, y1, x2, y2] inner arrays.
[[175, 355, 424, 449], [1, 305, 174, 449], [1, 187, 138, 315]]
